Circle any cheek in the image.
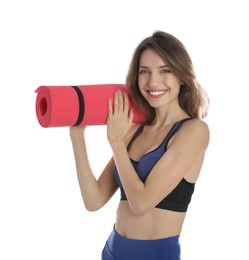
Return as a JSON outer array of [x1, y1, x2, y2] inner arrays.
[[168, 77, 181, 90], [137, 84, 147, 99], [138, 76, 147, 88], [138, 76, 142, 85]]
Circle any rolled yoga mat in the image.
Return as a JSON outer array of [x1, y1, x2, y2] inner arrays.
[[35, 84, 146, 127]]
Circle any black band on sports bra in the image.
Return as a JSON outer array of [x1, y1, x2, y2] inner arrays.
[[71, 86, 85, 126], [127, 121, 148, 151], [163, 117, 192, 150], [127, 118, 192, 152]]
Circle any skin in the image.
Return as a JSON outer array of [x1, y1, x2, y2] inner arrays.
[[70, 49, 209, 240]]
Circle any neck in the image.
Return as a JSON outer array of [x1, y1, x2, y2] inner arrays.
[[151, 107, 189, 128]]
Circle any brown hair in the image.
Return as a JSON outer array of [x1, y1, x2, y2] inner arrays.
[[126, 31, 209, 120]]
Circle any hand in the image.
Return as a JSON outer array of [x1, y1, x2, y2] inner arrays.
[[107, 90, 133, 146]]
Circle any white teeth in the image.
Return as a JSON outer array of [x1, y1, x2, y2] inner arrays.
[[149, 90, 166, 96]]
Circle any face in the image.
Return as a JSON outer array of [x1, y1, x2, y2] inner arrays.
[[138, 48, 182, 109]]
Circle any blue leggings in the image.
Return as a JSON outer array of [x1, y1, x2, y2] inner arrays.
[[102, 227, 181, 260]]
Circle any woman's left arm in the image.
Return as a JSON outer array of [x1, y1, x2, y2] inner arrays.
[[107, 91, 209, 215]]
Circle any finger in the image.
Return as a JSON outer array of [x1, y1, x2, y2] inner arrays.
[[114, 91, 119, 114], [118, 90, 124, 112], [107, 98, 113, 118], [123, 92, 129, 114], [128, 108, 134, 125]]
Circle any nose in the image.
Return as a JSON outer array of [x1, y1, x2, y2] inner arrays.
[[148, 71, 161, 88]]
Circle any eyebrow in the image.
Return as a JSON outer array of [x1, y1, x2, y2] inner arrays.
[[139, 65, 170, 69]]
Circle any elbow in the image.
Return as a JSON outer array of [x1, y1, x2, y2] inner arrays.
[[129, 201, 152, 215], [126, 191, 153, 215], [85, 205, 101, 212], [84, 200, 103, 212]]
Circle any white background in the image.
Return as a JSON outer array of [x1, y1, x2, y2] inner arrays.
[[1, 0, 248, 259]]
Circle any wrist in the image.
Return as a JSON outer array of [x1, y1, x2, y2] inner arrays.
[[69, 126, 85, 139], [110, 139, 126, 152]]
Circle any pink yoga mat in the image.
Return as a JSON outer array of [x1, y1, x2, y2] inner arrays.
[[35, 84, 146, 127]]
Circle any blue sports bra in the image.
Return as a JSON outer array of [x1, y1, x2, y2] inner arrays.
[[113, 118, 195, 212]]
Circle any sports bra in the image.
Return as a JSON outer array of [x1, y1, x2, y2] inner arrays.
[[113, 118, 195, 212]]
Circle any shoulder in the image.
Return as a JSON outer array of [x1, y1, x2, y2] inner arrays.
[[175, 118, 209, 151], [184, 118, 209, 134]]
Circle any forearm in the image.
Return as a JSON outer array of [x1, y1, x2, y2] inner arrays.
[[107, 90, 146, 213], [111, 141, 145, 214], [70, 128, 102, 210]]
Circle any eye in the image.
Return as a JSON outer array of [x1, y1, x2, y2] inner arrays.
[[139, 69, 149, 74], [161, 68, 171, 74]]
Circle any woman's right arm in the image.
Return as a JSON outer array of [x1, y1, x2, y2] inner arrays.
[[69, 126, 118, 211]]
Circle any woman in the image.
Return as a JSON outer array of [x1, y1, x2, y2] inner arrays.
[[70, 31, 209, 260]]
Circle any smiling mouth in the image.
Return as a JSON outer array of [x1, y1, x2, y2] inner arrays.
[[148, 90, 168, 96]]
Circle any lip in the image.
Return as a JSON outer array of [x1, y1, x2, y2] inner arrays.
[[147, 89, 168, 98]]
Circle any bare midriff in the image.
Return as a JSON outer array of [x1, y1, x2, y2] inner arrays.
[[115, 201, 186, 240]]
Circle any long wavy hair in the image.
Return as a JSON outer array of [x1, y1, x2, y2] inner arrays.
[[126, 31, 209, 120]]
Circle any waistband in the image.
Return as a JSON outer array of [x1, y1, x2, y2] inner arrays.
[[104, 226, 181, 260]]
